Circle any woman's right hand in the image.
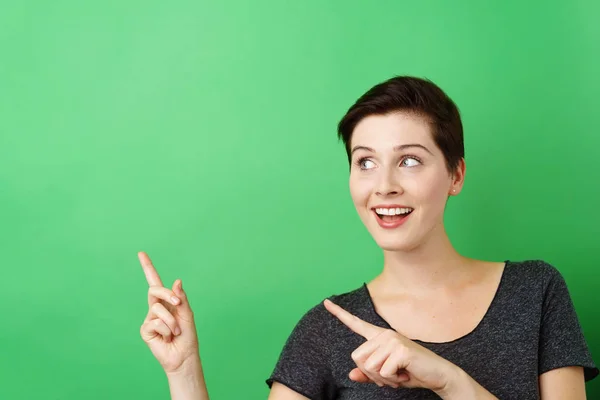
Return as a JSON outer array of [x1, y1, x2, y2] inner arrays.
[[138, 251, 200, 375]]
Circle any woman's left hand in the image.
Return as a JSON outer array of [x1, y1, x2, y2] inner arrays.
[[323, 298, 461, 394]]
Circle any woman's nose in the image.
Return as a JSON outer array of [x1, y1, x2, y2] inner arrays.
[[375, 170, 403, 196]]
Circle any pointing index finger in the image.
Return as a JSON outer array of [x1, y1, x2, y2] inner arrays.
[[138, 251, 164, 287], [324, 298, 382, 340]]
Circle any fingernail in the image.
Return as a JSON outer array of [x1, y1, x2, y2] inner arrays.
[[171, 296, 180, 305], [175, 327, 181, 335]]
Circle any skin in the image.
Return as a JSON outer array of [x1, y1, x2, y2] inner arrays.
[[348, 111, 461, 256], [139, 111, 587, 399], [139, 252, 209, 400]]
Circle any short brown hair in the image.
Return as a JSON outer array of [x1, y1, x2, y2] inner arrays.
[[337, 76, 464, 174]]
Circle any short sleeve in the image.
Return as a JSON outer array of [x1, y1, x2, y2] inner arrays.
[[265, 303, 337, 400], [538, 265, 599, 381]]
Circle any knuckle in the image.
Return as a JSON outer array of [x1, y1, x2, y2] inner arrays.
[[380, 369, 393, 379], [364, 360, 377, 372], [150, 303, 162, 313]]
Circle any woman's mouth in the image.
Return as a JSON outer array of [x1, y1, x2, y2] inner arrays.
[[372, 207, 414, 229]]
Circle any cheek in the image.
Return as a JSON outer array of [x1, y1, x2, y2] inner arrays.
[[411, 174, 450, 208], [349, 175, 371, 207]]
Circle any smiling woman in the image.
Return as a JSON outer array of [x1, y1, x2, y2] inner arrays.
[[139, 76, 598, 400], [263, 76, 599, 399]]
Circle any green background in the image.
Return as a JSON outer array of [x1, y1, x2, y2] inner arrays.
[[1, 1, 598, 398]]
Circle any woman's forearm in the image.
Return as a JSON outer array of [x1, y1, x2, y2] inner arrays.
[[166, 356, 210, 400], [436, 366, 499, 400]]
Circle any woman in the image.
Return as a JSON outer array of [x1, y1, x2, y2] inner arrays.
[[138, 76, 598, 399]]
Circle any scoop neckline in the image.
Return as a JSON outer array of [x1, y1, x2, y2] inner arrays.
[[362, 260, 511, 345]]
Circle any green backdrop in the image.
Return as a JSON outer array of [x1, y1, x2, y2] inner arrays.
[[1, 1, 598, 398]]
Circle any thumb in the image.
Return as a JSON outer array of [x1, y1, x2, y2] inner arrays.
[[172, 279, 194, 319], [349, 368, 372, 383]]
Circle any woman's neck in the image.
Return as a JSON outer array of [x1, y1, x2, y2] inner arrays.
[[370, 224, 477, 296]]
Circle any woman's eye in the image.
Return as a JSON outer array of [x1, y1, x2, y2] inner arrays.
[[402, 157, 420, 167], [361, 159, 375, 169]]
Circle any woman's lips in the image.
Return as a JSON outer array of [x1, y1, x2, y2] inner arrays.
[[373, 210, 412, 229]]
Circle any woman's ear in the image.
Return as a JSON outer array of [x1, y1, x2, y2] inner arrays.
[[449, 158, 466, 195]]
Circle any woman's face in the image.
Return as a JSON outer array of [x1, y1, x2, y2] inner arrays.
[[348, 112, 463, 252]]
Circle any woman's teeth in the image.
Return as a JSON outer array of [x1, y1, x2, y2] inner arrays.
[[375, 207, 413, 216], [374, 207, 413, 222]]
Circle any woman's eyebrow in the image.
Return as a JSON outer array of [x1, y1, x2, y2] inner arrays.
[[351, 144, 433, 156]]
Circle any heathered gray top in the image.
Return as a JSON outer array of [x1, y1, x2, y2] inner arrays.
[[266, 260, 598, 399]]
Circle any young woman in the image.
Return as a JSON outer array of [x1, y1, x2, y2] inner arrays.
[[138, 76, 598, 399]]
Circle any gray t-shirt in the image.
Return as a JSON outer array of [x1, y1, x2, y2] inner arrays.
[[266, 260, 598, 399]]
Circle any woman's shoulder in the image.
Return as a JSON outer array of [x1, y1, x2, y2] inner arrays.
[[501, 259, 566, 296], [505, 258, 557, 269], [504, 258, 565, 284]]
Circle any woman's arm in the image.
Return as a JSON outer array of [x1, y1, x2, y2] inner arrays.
[[539, 366, 586, 400], [324, 299, 501, 399], [435, 366, 498, 400], [138, 252, 209, 400], [166, 356, 210, 400], [267, 382, 311, 400]]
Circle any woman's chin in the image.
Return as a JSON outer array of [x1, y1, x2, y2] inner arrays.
[[375, 238, 418, 252]]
